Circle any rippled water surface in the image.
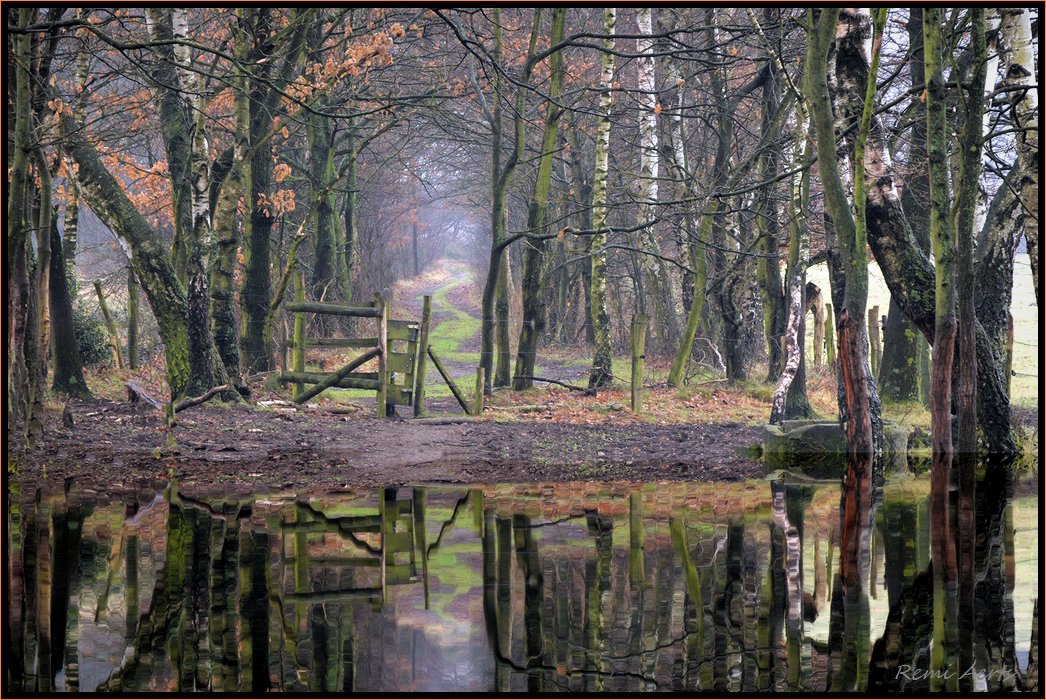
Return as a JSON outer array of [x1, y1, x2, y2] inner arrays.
[[5, 471, 1038, 692]]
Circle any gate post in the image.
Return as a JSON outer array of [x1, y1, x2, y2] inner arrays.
[[292, 270, 305, 398], [375, 292, 388, 418]]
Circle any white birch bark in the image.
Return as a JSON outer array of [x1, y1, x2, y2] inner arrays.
[[635, 8, 678, 350], [588, 7, 615, 387], [971, 10, 1003, 238], [171, 8, 212, 238], [999, 7, 1039, 307]]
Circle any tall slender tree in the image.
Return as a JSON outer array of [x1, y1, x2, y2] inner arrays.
[[587, 7, 616, 389]]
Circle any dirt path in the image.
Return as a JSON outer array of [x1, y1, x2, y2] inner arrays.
[[392, 258, 588, 386], [12, 399, 765, 495]]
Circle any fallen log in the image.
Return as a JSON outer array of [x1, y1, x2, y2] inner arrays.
[[513, 376, 595, 395], [174, 384, 231, 413]]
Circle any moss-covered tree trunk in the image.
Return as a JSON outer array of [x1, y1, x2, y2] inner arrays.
[[240, 9, 278, 374], [307, 24, 344, 329], [209, 13, 252, 379], [480, 8, 539, 393], [954, 10, 988, 688], [754, 21, 788, 383], [807, 8, 886, 690], [61, 118, 220, 401], [924, 11, 960, 688], [878, 10, 929, 404], [512, 8, 566, 390], [49, 218, 90, 397]]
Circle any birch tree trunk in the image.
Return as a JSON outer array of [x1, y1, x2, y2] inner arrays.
[[635, 7, 679, 356], [588, 7, 615, 389], [770, 102, 813, 424], [999, 8, 1040, 310], [749, 7, 813, 422]]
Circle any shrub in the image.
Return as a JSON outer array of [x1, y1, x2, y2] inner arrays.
[[74, 304, 112, 368]]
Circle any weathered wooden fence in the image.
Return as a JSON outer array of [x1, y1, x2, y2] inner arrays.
[[278, 271, 422, 417]]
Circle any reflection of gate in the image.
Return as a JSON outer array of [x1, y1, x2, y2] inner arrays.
[[282, 487, 427, 607], [279, 271, 421, 416]]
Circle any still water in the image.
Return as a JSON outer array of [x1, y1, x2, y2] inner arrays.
[[5, 471, 1038, 693]]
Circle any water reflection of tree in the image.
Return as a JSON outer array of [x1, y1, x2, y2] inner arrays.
[[6, 478, 1035, 693], [868, 458, 1026, 692]]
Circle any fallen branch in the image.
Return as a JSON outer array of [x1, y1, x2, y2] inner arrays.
[[174, 384, 231, 413], [513, 376, 595, 395], [411, 416, 484, 425], [487, 404, 550, 413], [125, 381, 163, 410]]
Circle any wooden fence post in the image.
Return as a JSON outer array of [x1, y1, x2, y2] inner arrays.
[[375, 292, 388, 418], [473, 367, 485, 415], [630, 315, 649, 413], [127, 267, 139, 369], [413, 295, 432, 417], [292, 270, 305, 398]]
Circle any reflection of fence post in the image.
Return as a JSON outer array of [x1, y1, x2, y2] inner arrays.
[[629, 491, 645, 585], [630, 315, 649, 412], [474, 367, 485, 415], [292, 271, 305, 398], [413, 295, 432, 417], [375, 292, 388, 418]]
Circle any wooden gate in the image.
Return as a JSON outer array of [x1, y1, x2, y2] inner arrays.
[[278, 272, 420, 416]]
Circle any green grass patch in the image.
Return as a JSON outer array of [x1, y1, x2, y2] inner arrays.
[[426, 271, 481, 363]]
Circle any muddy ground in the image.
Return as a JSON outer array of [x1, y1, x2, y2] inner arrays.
[[9, 398, 766, 495]]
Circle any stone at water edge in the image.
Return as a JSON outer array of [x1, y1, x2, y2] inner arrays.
[[761, 419, 909, 478]]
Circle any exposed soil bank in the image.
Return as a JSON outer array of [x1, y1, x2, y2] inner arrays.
[[9, 400, 765, 493]]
